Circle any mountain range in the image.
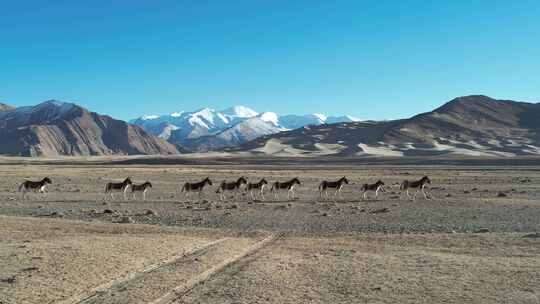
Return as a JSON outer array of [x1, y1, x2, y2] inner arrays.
[[0, 100, 178, 156], [1, 95, 539, 157], [237, 95, 540, 157], [130, 106, 361, 151]]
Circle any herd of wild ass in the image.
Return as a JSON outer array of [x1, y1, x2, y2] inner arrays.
[[17, 175, 433, 201]]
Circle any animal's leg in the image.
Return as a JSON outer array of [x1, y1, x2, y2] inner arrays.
[[422, 186, 429, 199], [375, 188, 379, 199], [290, 189, 296, 200], [423, 185, 431, 199]]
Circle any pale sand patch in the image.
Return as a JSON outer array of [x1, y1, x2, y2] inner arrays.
[[523, 144, 540, 155], [253, 139, 308, 156], [357, 143, 404, 157], [313, 143, 346, 155], [0, 216, 228, 304], [431, 141, 498, 156]]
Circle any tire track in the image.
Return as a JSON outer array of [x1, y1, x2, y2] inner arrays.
[[150, 232, 283, 304], [56, 238, 228, 304]]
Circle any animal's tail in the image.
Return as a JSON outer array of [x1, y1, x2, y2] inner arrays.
[[180, 184, 186, 192], [104, 183, 110, 193], [18, 182, 25, 192]]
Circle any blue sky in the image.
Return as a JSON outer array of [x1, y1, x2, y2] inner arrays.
[[1, 0, 539, 120]]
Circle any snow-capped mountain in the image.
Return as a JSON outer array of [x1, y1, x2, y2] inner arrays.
[[131, 106, 361, 151], [237, 96, 540, 157]]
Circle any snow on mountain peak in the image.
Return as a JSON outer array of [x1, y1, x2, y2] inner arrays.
[[222, 105, 258, 118], [345, 115, 362, 122], [312, 113, 327, 122], [132, 106, 361, 148], [259, 112, 279, 126], [141, 114, 159, 120]]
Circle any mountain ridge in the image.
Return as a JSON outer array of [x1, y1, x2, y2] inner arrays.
[[0, 100, 179, 157], [131, 105, 361, 151], [234, 95, 540, 157]]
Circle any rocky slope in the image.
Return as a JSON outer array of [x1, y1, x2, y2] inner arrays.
[[0, 103, 15, 111], [0, 100, 179, 156], [236, 95, 540, 157]]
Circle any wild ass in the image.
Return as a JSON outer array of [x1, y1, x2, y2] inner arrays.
[[319, 176, 349, 199], [271, 178, 301, 201], [400, 176, 431, 200], [360, 180, 385, 200], [104, 177, 132, 201], [216, 177, 248, 201], [19, 177, 52, 200], [131, 181, 152, 201], [180, 177, 212, 198], [246, 178, 268, 200]]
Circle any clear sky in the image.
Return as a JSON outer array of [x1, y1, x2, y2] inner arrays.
[[1, 0, 539, 120]]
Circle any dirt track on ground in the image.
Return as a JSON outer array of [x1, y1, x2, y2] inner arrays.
[[1, 160, 539, 303]]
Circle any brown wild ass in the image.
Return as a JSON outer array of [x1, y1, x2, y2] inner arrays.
[[181, 177, 212, 198], [19, 177, 52, 200], [104, 177, 132, 201], [216, 177, 248, 201], [271, 178, 301, 200], [246, 178, 268, 200], [131, 181, 152, 201], [319, 176, 349, 199], [360, 180, 385, 200], [400, 176, 431, 200]]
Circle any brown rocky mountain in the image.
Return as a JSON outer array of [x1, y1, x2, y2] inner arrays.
[[0, 103, 15, 111], [0, 100, 179, 156], [235, 95, 540, 157]]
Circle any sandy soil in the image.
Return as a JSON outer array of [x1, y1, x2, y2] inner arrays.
[[0, 216, 264, 304], [178, 234, 540, 304], [0, 163, 539, 233], [1, 216, 538, 304], [0, 158, 539, 303]]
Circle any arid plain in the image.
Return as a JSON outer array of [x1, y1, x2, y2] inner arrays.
[[1, 156, 539, 304]]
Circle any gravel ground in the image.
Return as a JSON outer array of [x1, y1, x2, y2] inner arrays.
[[0, 162, 538, 234]]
